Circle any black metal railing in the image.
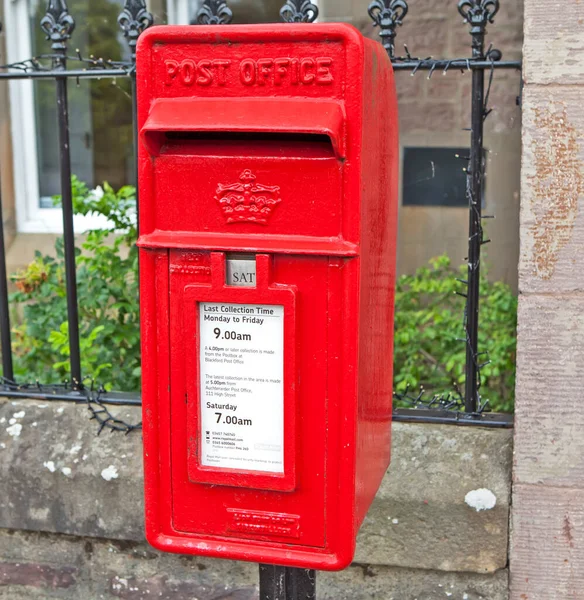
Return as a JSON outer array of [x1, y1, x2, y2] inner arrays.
[[0, 0, 521, 597]]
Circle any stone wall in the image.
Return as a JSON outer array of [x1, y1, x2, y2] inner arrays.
[[0, 399, 512, 599], [510, 1, 584, 598]]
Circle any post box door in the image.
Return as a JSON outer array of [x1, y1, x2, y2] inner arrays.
[[167, 250, 342, 549]]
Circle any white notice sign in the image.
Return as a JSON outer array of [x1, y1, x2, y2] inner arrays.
[[199, 302, 284, 473]]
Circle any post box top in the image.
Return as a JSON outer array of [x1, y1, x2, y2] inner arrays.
[[136, 23, 375, 104], [136, 22, 396, 256], [137, 22, 367, 53]]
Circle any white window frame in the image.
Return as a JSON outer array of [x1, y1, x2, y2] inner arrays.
[[3, 0, 118, 233], [4, 0, 318, 234], [167, 0, 191, 24]]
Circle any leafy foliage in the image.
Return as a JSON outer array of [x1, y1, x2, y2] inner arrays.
[[10, 177, 140, 391], [393, 255, 517, 412]]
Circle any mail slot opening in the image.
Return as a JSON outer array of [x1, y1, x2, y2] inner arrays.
[[156, 131, 336, 159]]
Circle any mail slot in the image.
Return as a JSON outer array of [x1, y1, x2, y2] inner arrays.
[[137, 23, 398, 571]]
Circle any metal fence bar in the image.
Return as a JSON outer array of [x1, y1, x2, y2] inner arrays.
[[0, 385, 141, 405], [393, 408, 513, 427], [260, 564, 287, 600], [0, 8, 13, 382], [41, 0, 83, 389], [0, 68, 130, 79], [391, 59, 520, 70], [0, 61, 521, 80], [0, 188, 13, 382], [459, 0, 500, 412], [55, 81, 82, 388], [118, 0, 153, 261]]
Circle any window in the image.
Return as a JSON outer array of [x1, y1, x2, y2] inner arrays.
[[403, 147, 483, 208], [6, 0, 317, 233], [30, 0, 135, 207], [5, 0, 146, 232]]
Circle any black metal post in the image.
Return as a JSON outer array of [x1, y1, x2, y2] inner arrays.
[[41, 1, 82, 388], [259, 565, 316, 600], [117, 0, 153, 235], [118, 0, 152, 393], [253, 5, 323, 599], [0, 15, 13, 382], [55, 76, 82, 388], [0, 183, 14, 382], [464, 69, 484, 412], [131, 76, 139, 229], [458, 0, 500, 413]]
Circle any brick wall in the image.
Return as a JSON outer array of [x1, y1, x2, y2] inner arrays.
[[321, 0, 523, 288], [510, 1, 584, 598]]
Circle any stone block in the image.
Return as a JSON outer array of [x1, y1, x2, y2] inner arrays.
[[510, 484, 584, 600], [0, 400, 512, 575], [519, 86, 584, 292], [524, 0, 584, 85], [514, 294, 584, 488], [0, 399, 145, 542], [320, 564, 509, 600], [0, 529, 90, 599], [0, 529, 509, 600], [356, 423, 512, 573]]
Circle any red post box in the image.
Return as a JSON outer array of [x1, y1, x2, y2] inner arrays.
[[136, 23, 398, 571]]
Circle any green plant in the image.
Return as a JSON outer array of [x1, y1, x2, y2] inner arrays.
[[10, 176, 140, 391], [393, 255, 517, 412]]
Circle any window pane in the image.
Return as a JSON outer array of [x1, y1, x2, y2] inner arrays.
[[28, 0, 167, 206], [189, 0, 284, 23]]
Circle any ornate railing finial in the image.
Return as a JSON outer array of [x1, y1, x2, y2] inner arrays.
[[367, 0, 409, 58], [193, 0, 233, 25], [40, 0, 75, 52], [280, 0, 319, 23], [118, 0, 154, 62], [458, 0, 499, 37]]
